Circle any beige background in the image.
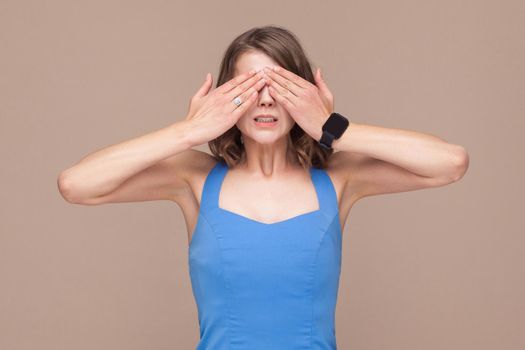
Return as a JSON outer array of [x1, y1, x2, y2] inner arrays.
[[1, 0, 523, 349]]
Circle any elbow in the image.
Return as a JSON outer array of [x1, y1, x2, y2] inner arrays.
[[449, 145, 470, 182], [57, 171, 83, 204]]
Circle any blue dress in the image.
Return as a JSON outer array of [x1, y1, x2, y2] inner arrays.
[[188, 160, 342, 349]]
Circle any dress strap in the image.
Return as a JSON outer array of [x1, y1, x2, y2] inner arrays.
[[310, 167, 339, 216], [199, 160, 228, 212], [200, 160, 339, 218]]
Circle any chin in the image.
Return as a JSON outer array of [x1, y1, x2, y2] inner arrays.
[[247, 134, 280, 144]]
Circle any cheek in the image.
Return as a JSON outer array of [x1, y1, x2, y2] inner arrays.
[[280, 110, 294, 123], [278, 106, 292, 118], [234, 115, 252, 133]]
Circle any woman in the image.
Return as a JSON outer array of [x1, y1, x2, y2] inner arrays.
[[57, 25, 469, 349]]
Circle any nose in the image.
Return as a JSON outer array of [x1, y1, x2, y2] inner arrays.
[[257, 82, 274, 108]]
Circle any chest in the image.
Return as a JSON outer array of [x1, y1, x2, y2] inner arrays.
[[218, 171, 321, 225]]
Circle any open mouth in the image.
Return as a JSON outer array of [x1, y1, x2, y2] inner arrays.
[[254, 115, 278, 123]]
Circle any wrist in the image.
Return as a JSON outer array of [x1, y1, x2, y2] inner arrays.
[[170, 120, 197, 150], [318, 112, 350, 150], [330, 123, 352, 151]]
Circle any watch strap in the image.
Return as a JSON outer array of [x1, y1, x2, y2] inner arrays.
[[318, 112, 350, 150], [319, 131, 336, 149]]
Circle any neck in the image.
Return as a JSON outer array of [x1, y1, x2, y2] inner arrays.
[[238, 134, 298, 174]]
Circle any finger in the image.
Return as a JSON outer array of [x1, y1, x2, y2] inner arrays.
[[228, 78, 265, 113], [195, 73, 213, 98], [265, 66, 310, 89], [314, 68, 325, 88], [314, 68, 330, 96], [216, 69, 257, 95], [265, 73, 297, 107], [268, 85, 296, 108], [264, 72, 301, 98], [314, 67, 334, 110], [264, 71, 301, 100], [225, 71, 266, 101], [263, 67, 303, 97], [232, 89, 259, 118]]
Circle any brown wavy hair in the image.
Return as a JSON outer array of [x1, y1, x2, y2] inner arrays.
[[208, 25, 334, 170]]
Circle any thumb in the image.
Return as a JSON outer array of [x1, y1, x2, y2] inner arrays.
[[314, 68, 334, 111], [314, 68, 328, 91], [195, 73, 213, 97]]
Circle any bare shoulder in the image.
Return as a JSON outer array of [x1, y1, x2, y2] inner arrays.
[[168, 149, 218, 207]]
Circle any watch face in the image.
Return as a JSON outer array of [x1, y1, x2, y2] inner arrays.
[[322, 113, 349, 137]]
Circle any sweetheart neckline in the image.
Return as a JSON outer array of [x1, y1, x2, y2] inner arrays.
[[215, 164, 322, 225], [188, 161, 340, 250], [216, 206, 322, 226], [188, 203, 321, 249]]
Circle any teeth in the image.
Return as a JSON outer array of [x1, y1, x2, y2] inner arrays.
[[255, 117, 277, 122]]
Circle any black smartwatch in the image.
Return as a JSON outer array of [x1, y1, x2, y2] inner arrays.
[[318, 112, 350, 150]]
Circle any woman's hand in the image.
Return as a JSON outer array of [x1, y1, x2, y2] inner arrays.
[[262, 66, 334, 141], [184, 70, 266, 147]]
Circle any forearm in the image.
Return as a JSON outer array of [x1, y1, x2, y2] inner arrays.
[[57, 120, 194, 199], [331, 121, 468, 178]]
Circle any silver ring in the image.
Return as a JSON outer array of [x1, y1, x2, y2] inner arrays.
[[232, 96, 242, 106]]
